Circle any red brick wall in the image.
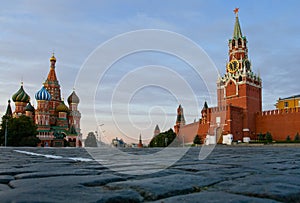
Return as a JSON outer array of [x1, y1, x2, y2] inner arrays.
[[177, 122, 203, 144], [256, 108, 300, 140]]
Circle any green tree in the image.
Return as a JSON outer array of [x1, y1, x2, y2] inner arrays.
[[193, 135, 202, 145], [286, 135, 291, 142], [258, 133, 264, 141], [85, 132, 97, 147], [295, 132, 300, 142], [0, 115, 39, 146], [149, 129, 176, 147], [265, 132, 273, 143]]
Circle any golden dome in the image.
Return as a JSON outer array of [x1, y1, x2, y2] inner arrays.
[[50, 53, 56, 62], [56, 101, 69, 113]]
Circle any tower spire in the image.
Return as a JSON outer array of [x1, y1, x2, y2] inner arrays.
[[233, 8, 243, 39], [5, 100, 12, 118]]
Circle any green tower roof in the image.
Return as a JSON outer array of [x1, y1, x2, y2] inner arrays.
[[233, 9, 243, 40]]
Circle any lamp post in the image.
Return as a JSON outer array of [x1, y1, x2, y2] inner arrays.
[[95, 131, 98, 141], [99, 124, 104, 142], [5, 119, 8, 147]]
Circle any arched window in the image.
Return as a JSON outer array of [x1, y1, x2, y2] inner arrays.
[[238, 38, 242, 46], [232, 40, 235, 47], [239, 76, 242, 82]]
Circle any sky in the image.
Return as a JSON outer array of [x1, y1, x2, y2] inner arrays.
[[1, 0, 300, 144]]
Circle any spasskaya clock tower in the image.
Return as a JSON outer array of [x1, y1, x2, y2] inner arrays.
[[217, 8, 262, 138]]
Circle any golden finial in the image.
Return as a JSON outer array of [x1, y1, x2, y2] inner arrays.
[[50, 52, 56, 62]]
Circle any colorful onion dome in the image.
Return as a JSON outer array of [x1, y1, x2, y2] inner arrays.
[[12, 84, 30, 103], [56, 101, 69, 112], [35, 86, 51, 101], [25, 102, 35, 112], [50, 53, 56, 62], [67, 91, 80, 104]]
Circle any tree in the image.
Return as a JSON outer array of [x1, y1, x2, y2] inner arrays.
[[258, 133, 264, 141], [193, 135, 202, 145], [295, 132, 300, 142], [149, 129, 176, 147], [85, 132, 97, 147], [265, 132, 273, 143], [0, 115, 39, 147], [286, 135, 291, 142]]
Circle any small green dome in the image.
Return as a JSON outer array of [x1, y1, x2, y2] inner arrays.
[[25, 102, 35, 112], [56, 101, 69, 113], [12, 85, 30, 103]]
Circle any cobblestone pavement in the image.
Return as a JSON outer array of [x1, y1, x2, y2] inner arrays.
[[0, 146, 299, 202]]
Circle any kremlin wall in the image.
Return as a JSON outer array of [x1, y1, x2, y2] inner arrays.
[[174, 9, 300, 144]]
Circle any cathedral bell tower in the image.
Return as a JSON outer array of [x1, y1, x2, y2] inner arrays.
[[217, 8, 262, 138], [44, 54, 62, 126]]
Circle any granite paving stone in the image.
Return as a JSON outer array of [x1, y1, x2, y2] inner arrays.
[[151, 191, 281, 203], [0, 146, 298, 202]]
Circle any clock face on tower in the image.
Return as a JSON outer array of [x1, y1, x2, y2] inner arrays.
[[227, 59, 239, 73]]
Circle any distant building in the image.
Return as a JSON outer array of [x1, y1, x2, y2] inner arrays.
[[154, 124, 160, 137], [112, 137, 125, 147], [137, 134, 143, 148], [276, 95, 300, 110], [5, 54, 82, 147]]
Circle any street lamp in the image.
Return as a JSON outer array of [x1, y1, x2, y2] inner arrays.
[[5, 119, 8, 147], [99, 124, 104, 142], [95, 131, 98, 141]]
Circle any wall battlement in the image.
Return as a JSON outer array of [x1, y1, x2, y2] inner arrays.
[[258, 107, 300, 117]]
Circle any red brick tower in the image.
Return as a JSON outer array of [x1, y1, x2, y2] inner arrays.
[[67, 90, 81, 134], [217, 8, 262, 138], [154, 124, 160, 137], [43, 54, 62, 126], [137, 134, 143, 148], [174, 104, 186, 134]]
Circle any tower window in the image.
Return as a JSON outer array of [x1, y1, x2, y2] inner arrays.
[[239, 76, 242, 82], [238, 38, 242, 46], [284, 102, 288, 108], [232, 40, 235, 47]]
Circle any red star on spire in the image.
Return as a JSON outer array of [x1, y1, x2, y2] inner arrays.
[[234, 8, 239, 15]]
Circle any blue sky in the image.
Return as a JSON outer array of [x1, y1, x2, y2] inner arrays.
[[1, 0, 299, 143]]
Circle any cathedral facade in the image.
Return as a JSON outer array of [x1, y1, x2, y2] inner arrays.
[[175, 9, 300, 144], [5, 54, 82, 147]]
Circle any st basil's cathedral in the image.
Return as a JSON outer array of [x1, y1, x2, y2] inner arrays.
[[5, 54, 82, 147]]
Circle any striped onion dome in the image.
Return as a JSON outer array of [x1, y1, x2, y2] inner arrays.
[[35, 86, 51, 101], [25, 102, 35, 112], [56, 101, 69, 113], [67, 91, 80, 104], [12, 85, 30, 103]]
